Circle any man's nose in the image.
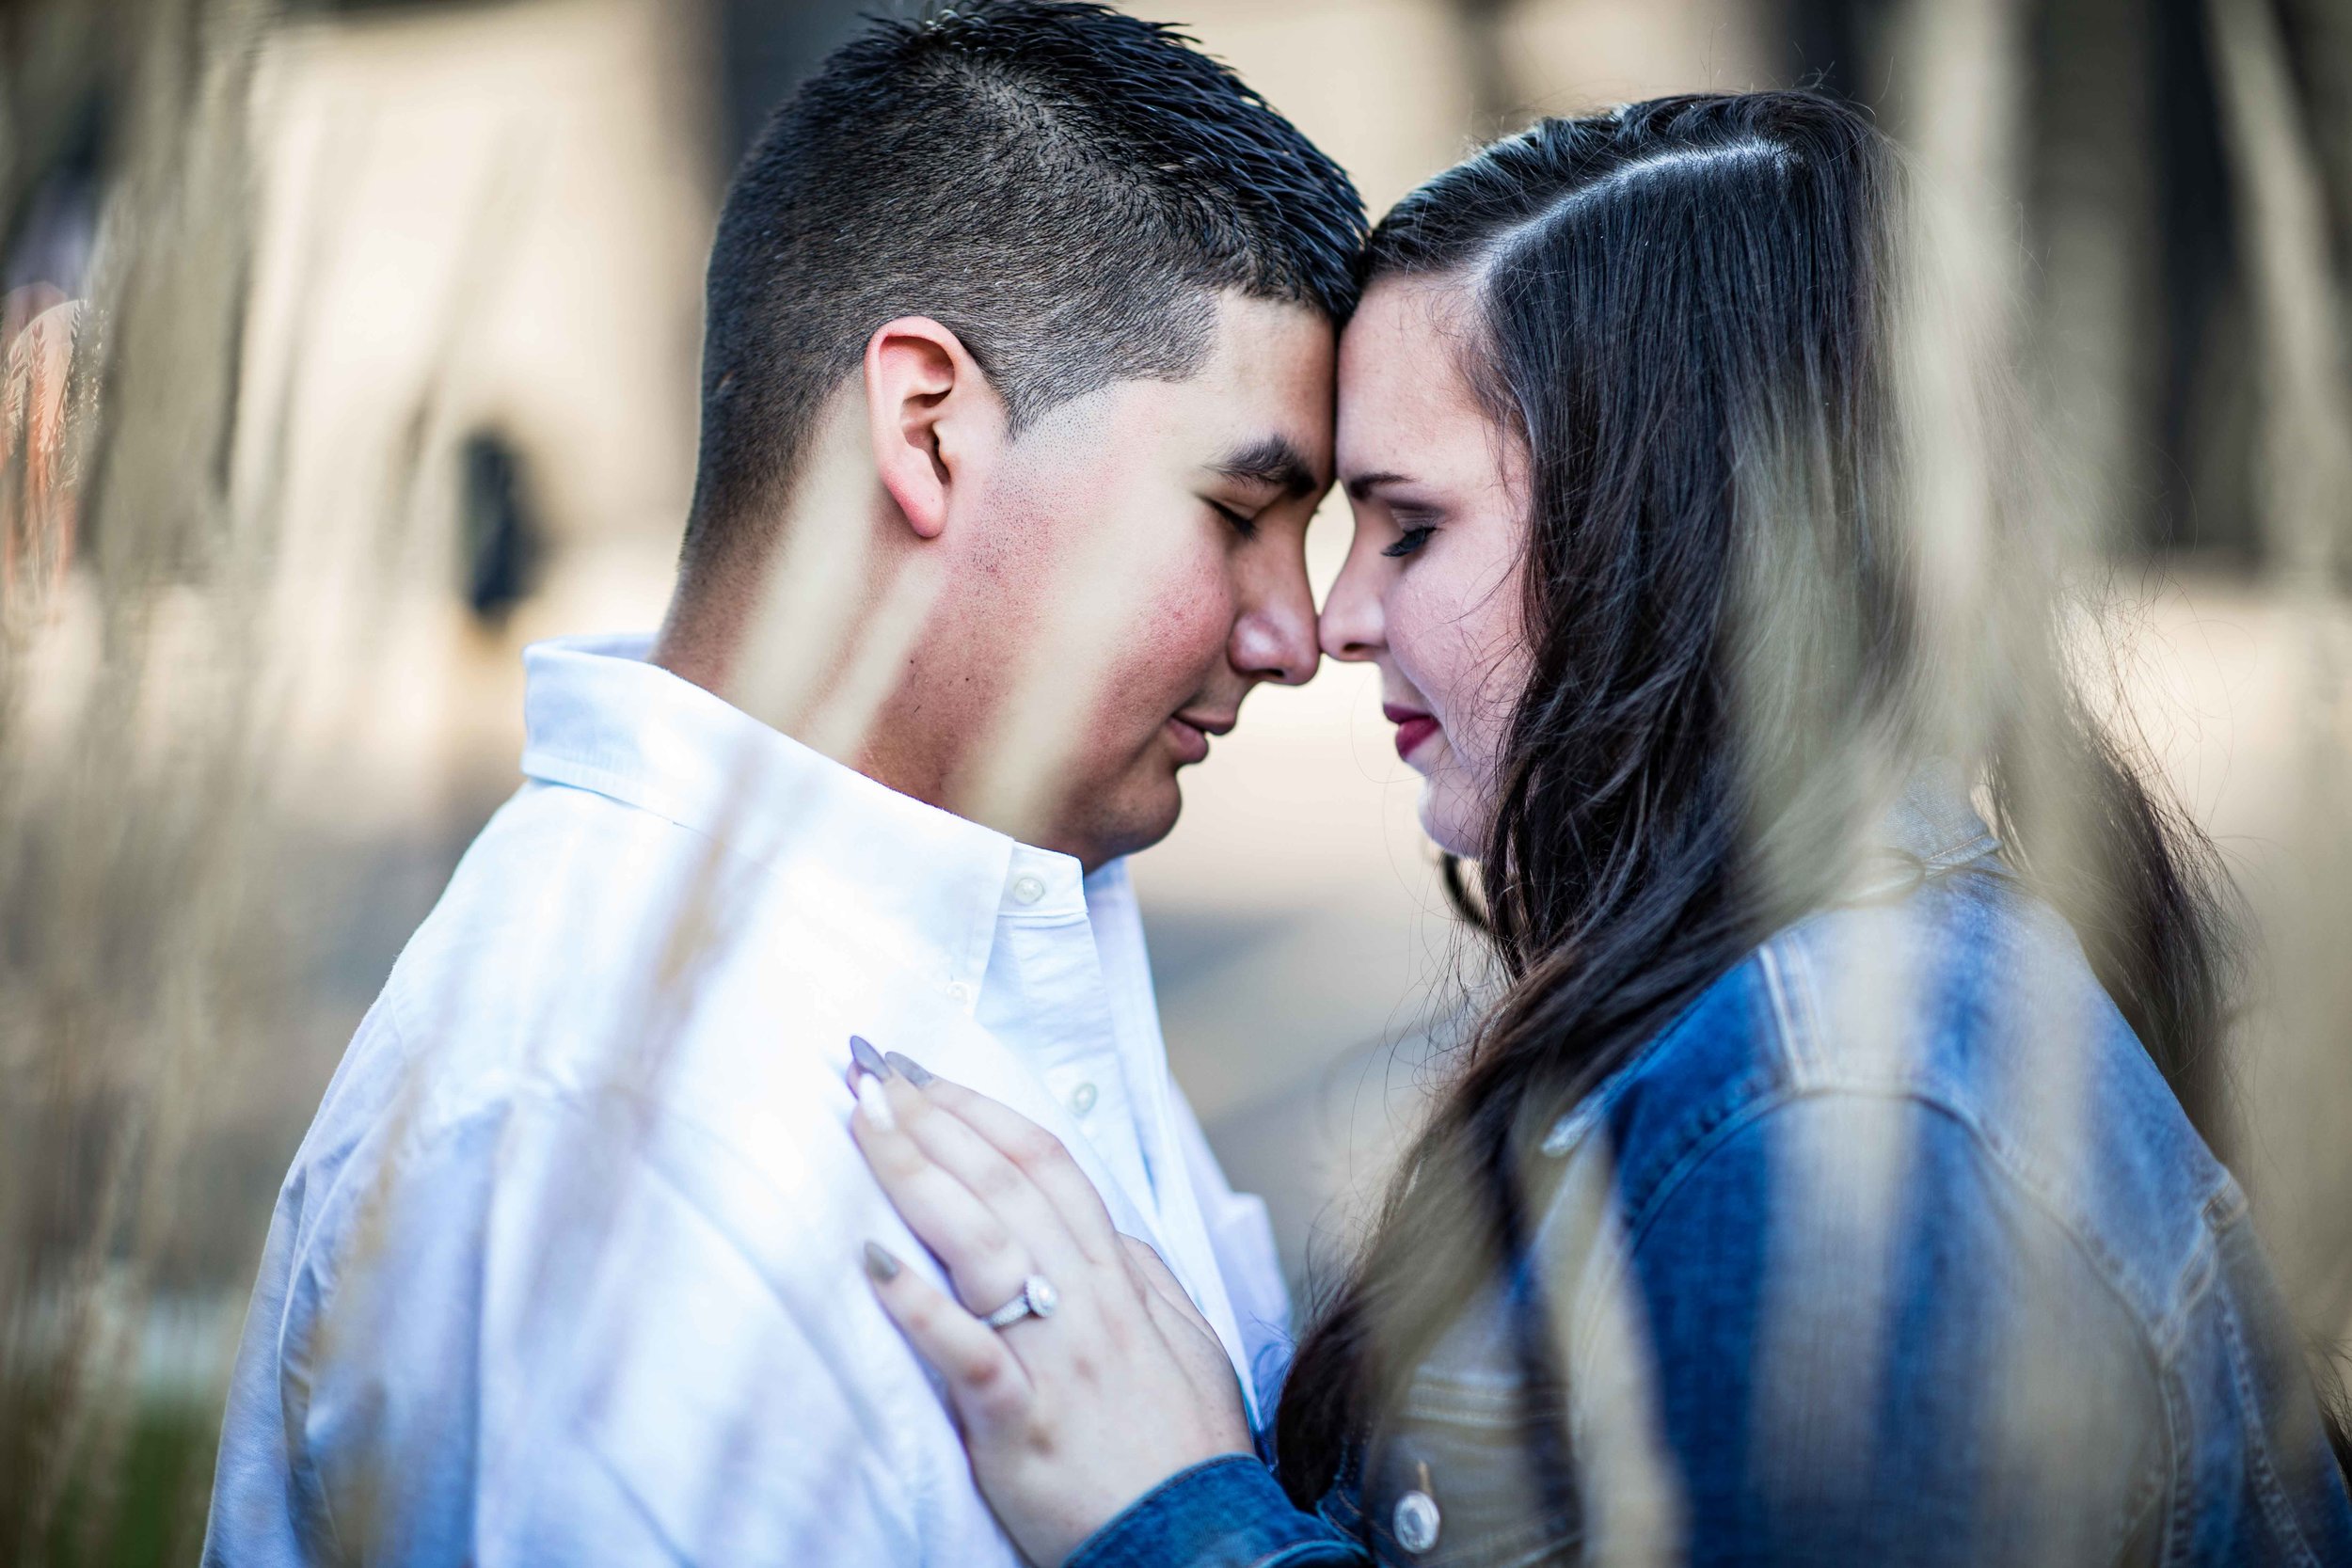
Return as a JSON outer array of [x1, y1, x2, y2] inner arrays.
[[1232, 553, 1320, 688]]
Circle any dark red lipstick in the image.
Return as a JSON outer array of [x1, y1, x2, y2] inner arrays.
[[1383, 703, 1440, 761]]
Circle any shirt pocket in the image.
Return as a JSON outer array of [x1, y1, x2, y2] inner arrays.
[[1358, 1360, 1583, 1568]]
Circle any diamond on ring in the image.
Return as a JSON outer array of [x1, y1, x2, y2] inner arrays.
[[982, 1274, 1058, 1329]]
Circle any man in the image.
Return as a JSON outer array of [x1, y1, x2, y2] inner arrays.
[[202, 4, 1363, 1561]]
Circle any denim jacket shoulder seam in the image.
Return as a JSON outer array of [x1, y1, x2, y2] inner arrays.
[[1565, 1082, 2172, 1424], [1773, 927, 2224, 1351], [1562, 923, 2187, 1376], [1541, 943, 1795, 1159], [1544, 935, 1825, 1220]]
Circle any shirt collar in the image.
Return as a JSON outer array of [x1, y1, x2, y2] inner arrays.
[[517, 633, 1091, 989]]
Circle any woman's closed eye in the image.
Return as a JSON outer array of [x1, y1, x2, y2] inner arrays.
[[1382, 523, 1436, 559]]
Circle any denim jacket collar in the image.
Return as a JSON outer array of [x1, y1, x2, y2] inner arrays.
[[1883, 757, 2002, 874]]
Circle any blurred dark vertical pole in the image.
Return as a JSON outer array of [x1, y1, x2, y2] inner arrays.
[[1448, 0, 1520, 139], [2269, 0, 2352, 466], [713, 0, 898, 170], [1780, 0, 1890, 101], [1778, 0, 2264, 562], [2145, 0, 2251, 558]]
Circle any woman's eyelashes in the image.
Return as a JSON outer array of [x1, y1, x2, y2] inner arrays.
[[1381, 523, 1436, 559]]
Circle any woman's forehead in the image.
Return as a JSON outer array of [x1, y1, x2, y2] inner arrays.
[[1338, 278, 1492, 456]]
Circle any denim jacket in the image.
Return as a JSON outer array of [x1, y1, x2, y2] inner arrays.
[[1073, 778, 2352, 1567]]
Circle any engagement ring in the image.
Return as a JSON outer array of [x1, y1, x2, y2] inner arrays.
[[981, 1275, 1058, 1330]]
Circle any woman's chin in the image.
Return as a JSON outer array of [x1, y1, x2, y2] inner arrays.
[[1416, 783, 1488, 860]]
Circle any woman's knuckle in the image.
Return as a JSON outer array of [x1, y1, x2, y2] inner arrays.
[[976, 1377, 1027, 1424], [1014, 1405, 1056, 1449], [972, 1158, 1024, 1203], [1008, 1128, 1064, 1171], [968, 1213, 1013, 1259]]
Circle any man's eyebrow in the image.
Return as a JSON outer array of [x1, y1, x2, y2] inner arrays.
[[1344, 470, 1410, 502], [1212, 436, 1323, 500]]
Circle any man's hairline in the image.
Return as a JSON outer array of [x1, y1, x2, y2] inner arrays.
[[686, 283, 1342, 556]]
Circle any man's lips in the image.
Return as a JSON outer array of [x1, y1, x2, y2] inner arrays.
[[1383, 703, 1440, 761], [1166, 711, 1234, 767]]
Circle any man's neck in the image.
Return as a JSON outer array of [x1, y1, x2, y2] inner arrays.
[[648, 583, 744, 698], [653, 594, 1108, 872]]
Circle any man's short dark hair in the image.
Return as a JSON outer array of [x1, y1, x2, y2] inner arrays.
[[681, 0, 1367, 570]]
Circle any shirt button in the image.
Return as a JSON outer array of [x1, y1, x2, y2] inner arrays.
[[946, 980, 973, 1006], [1010, 875, 1046, 906], [1392, 1489, 1440, 1554], [1067, 1081, 1098, 1117]]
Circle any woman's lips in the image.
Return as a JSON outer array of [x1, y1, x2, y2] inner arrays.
[[1384, 704, 1440, 761]]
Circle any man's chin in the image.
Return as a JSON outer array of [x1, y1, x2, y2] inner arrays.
[[1065, 771, 1184, 868]]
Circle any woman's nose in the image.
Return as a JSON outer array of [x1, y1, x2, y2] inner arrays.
[[1319, 547, 1384, 664]]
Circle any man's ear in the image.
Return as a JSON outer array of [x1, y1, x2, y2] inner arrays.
[[865, 316, 996, 542]]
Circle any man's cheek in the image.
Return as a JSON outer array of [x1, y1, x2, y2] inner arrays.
[[1099, 587, 1229, 721], [1159, 580, 1233, 675]]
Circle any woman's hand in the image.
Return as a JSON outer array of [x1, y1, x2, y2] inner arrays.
[[847, 1046, 1251, 1568]]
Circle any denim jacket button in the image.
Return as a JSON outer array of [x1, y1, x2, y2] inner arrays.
[[1392, 1488, 1441, 1553]]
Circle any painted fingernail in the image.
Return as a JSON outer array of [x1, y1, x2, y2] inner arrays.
[[884, 1051, 934, 1086], [850, 1034, 890, 1082], [854, 1070, 897, 1131], [864, 1241, 901, 1281]]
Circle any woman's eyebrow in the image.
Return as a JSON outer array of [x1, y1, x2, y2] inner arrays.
[[1344, 470, 1411, 502], [1212, 435, 1322, 499]]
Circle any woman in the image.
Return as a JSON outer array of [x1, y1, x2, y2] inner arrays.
[[847, 92, 2352, 1564]]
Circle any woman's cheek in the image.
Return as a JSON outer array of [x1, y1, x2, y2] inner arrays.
[[1385, 581, 1448, 702], [1401, 599, 1525, 856], [1394, 591, 1486, 762]]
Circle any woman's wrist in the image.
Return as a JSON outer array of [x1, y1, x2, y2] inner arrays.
[[1061, 1453, 1352, 1568]]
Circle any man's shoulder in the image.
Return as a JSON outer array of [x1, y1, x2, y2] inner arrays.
[[387, 779, 707, 1013], [217, 762, 1104, 1565], [288, 781, 894, 1259], [374, 781, 870, 1074]]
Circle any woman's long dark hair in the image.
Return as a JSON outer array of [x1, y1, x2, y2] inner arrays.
[[1272, 92, 2326, 1501]]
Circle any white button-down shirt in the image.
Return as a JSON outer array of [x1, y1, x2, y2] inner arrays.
[[203, 634, 1289, 1566]]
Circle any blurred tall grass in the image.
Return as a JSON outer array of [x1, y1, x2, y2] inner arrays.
[[3, 0, 2349, 1561]]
